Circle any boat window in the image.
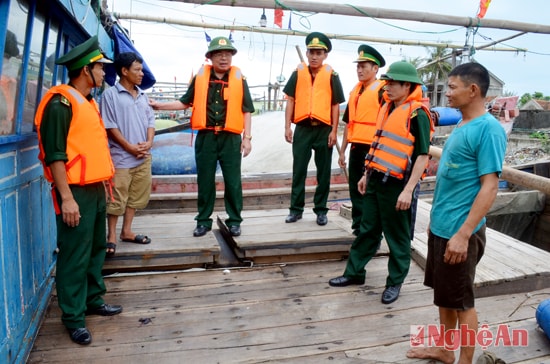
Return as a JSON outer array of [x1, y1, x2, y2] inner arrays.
[[49, 27, 63, 87], [1, 0, 109, 144], [22, 11, 46, 134], [0, 1, 26, 136]]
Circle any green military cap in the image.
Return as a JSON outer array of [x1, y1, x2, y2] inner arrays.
[[305, 32, 332, 53], [354, 44, 385, 67], [55, 35, 112, 71], [380, 61, 423, 85], [205, 36, 238, 59]]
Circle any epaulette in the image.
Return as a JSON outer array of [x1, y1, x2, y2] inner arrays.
[[332, 71, 339, 76], [411, 109, 418, 118], [60, 95, 71, 107]]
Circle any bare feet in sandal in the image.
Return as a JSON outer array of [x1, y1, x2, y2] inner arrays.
[[120, 234, 151, 244], [106, 242, 116, 258]]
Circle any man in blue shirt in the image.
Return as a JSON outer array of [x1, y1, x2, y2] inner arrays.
[[100, 52, 155, 256], [407, 62, 507, 364]]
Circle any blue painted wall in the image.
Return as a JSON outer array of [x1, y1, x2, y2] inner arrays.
[[0, 139, 56, 364], [0, 1, 112, 362]]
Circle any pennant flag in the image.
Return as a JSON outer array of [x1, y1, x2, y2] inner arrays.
[[287, 12, 292, 30], [274, 9, 283, 28], [477, 0, 492, 18], [204, 32, 211, 42]]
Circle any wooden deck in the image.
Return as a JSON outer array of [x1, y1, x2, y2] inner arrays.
[[28, 260, 550, 363], [29, 201, 550, 363]]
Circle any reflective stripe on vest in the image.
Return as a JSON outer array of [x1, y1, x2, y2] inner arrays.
[[34, 84, 114, 185], [366, 86, 433, 180], [294, 62, 332, 125], [347, 79, 384, 144], [190, 65, 245, 134]]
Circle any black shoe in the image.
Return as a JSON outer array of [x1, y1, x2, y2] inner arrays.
[[229, 225, 241, 237], [285, 213, 302, 223], [193, 225, 211, 237], [86, 303, 123, 316], [316, 213, 328, 226], [68, 327, 92, 345], [328, 276, 365, 287], [381, 284, 402, 304]]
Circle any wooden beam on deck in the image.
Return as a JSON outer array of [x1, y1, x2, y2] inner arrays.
[[411, 200, 550, 297]]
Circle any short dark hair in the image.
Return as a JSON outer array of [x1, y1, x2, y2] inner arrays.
[[68, 67, 84, 80], [448, 62, 490, 98], [114, 52, 143, 77]]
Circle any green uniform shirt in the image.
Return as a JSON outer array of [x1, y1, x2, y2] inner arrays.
[[180, 70, 255, 128], [407, 107, 431, 161], [39, 92, 90, 166], [283, 66, 346, 106]]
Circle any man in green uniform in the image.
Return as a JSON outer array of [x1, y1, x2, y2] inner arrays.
[[339, 44, 385, 236], [283, 32, 346, 226], [35, 36, 123, 345], [329, 62, 433, 305], [151, 37, 254, 237]]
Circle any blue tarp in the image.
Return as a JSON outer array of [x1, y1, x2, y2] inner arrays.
[[105, 23, 156, 90]]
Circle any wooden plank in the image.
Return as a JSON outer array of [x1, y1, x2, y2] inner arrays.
[[217, 210, 359, 263], [146, 184, 350, 212], [28, 259, 550, 364], [348, 319, 550, 363], [411, 200, 550, 297], [102, 213, 220, 271]]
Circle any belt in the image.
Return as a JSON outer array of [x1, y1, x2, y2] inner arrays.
[[205, 126, 224, 134], [298, 119, 329, 127], [367, 169, 401, 184]]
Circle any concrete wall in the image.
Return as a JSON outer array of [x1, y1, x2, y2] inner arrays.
[[514, 110, 550, 130]]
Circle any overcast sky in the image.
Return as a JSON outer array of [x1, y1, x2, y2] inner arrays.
[[106, 0, 550, 98]]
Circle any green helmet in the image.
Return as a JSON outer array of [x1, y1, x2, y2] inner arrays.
[[380, 61, 423, 85], [205, 36, 237, 58]]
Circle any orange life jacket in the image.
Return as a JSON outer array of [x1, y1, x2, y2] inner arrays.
[[347, 79, 384, 144], [293, 62, 332, 126], [34, 84, 114, 185], [365, 86, 434, 180], [190, 65, 245, 134]]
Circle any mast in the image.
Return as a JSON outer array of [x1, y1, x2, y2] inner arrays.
[[113, 13, 526, 52], [168, 0, 550, 34]]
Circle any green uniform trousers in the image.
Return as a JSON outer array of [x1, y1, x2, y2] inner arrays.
[[347, 143, 370, 232], [343, 172, 413, 287], [55, 182, 107, 329], [289, 123, 333, 215], [195, 130, 243, 228]]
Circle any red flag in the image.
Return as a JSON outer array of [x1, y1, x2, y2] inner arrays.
[[477, 0, 491, 18], [274, 9, 283, 28]]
